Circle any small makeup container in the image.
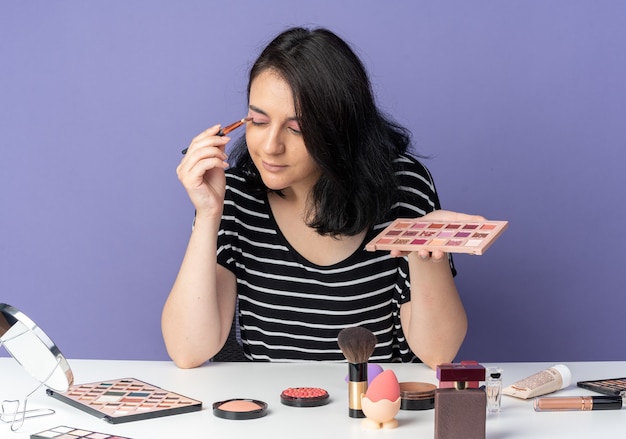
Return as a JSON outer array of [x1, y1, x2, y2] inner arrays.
[[486, 367, 503, 413], [280, 387, 330, 407], [212, 398, 268, 420], [434, 361, 486, 439], [398, 382, 436, 410]]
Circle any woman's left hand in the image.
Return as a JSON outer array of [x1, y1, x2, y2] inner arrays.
[[389, 210, 486, 260]]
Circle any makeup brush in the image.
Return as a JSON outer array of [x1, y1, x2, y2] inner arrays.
[[338, 326, 378, 418], [181, 117, 252, 154]]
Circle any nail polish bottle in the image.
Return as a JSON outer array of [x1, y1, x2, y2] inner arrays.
[[434, 361, 486, 439]]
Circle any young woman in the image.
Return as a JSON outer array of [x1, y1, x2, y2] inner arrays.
[[162, 27, 482, 369]]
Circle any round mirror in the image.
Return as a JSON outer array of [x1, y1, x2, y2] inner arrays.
[[0, 303, 73, 392]]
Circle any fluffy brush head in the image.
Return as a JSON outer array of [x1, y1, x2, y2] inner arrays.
[[337, 326, 377, 364]]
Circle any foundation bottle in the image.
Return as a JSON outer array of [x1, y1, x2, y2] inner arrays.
[[434, 361, 486, 439]]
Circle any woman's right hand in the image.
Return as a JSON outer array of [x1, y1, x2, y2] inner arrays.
[[176, 124, 232, 217]]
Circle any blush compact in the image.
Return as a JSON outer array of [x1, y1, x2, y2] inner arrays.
[[212, 398, 268, 420], [399, 382, 436, 410], [280, 387, 330, 407]]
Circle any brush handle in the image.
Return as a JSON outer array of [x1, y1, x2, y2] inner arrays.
[[348, 363, 368, 418], [181, 129, 226, 155]]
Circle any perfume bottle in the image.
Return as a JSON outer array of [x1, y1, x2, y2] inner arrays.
[[485, 367, 503, 413], [434, 361, 486, 439]]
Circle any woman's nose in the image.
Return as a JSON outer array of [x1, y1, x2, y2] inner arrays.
[[261, 127, 285, 154]]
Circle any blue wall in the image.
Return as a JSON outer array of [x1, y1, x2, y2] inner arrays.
[[2, 1, 625, 363]]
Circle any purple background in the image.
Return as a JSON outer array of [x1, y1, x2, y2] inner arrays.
[[2, 1, 625, 363]]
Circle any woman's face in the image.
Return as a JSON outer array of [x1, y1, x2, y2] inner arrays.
[[246, 69, 321, 198]]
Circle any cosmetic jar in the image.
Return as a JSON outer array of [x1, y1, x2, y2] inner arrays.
[[398, 382, 436, 410]]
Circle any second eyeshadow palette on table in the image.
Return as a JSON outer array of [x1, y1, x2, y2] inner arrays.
[[366, 219, 508, 255]]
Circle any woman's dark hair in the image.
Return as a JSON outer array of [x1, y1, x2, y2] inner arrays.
[[230, 27, 411, 236]]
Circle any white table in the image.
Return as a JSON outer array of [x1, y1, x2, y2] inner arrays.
[[1, 358, 625, 438]]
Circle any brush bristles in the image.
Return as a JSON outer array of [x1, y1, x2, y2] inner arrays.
[[337, 327, 377, 364]]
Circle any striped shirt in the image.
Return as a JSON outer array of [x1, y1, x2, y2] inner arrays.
[[216, 154, 449, 362]]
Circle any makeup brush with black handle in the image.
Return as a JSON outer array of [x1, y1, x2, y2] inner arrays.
[[337, 326, 377, 418]]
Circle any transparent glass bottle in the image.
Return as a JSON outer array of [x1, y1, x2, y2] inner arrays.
[[486, 367, 503, 414]]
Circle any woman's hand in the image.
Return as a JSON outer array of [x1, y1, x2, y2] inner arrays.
[[389, 210, 486, 260], [176, 124, 232, 217]]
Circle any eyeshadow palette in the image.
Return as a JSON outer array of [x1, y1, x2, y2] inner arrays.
[[46, 378, 202, 424], [31, 425, 133, 439], [365, 219, 508, 255], [577, 377, 626, 396]]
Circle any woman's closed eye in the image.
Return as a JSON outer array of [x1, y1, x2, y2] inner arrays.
[[287, 125, 302, 135]]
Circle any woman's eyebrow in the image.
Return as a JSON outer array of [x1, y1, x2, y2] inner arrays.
[[248, 104, 298, 122], [248, 105, 268, 116]]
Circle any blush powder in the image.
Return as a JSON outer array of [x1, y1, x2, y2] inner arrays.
[[213, 398, 268, 420], [280, 387, 330, 407]]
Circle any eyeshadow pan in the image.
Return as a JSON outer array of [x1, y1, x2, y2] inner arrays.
[[366, 219, 508, 255], [430, 239, 447, 246], [428, 223, 445, 229]]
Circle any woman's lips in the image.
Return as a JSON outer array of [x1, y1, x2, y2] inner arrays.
[[262, 161, 286, 172]]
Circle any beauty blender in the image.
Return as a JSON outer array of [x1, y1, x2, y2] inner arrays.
[[360, 369, 402, 429], [365, 369, 400, 402]]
